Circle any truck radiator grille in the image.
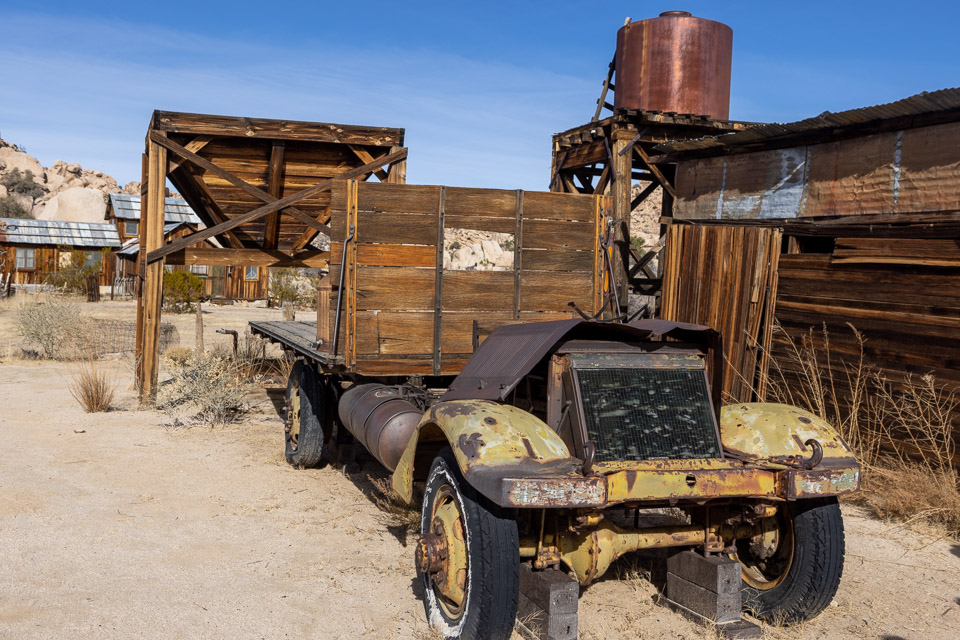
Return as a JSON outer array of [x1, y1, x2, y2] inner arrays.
[[575, 367, 721, 462]]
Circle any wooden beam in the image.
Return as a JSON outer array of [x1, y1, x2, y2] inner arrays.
[[290, 206, 332, 252], [165, 248, 329, 268], [263, 141, 285, 250], [631, 180, 660, 211], [136, 137, 168, 403], [632, 145, 679, 199], [152, 110, 404, 146], [347, 145, 389, 181], [150, 131, 322, 234], [611, 135, 632, 303], [145, 147, 407, 263], [170, 165, 248, 249], [168, 135, 212, 172]]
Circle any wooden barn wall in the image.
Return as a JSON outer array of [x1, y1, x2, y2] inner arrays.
[[673, 120, 960, 220], [0, 243, 112, 287], [773, 248, 960, 464], [328, 181, 606, 376], [659, 225, 782, 403]]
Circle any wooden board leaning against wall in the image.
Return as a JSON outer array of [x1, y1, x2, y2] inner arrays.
[[659, 224, 782, 404], [325, 181, 611, 376]]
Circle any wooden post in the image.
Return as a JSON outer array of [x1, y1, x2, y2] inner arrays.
[[385, 146, 407, 184], [611, 130, 633, 305], [195, 302, 204, 353], [136, 138, 168, 403]]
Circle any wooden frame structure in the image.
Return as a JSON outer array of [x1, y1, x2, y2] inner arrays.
[[136, 111, 407, 401], [550, 110, 749, 303]]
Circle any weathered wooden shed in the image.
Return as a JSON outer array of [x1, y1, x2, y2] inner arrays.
[[648, 87, 960, 459], [0, 217, 120, 288], [136, 111, 407, 400]]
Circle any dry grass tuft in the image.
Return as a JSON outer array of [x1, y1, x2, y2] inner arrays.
[[367, 475, 422, 534], [68, 351, 117, 412], [766, 323, 960, 538]]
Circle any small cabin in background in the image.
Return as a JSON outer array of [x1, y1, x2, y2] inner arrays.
[[107, 194, 268, 301], [0, 218, 120, 288]]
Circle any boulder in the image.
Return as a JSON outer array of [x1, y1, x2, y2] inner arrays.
[[0, 147, 45, 178], [36, 187, 108, 223]]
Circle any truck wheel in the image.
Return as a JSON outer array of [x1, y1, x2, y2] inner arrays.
[[416, 448, 519, 640], [284, 360, 326, 467], [734, 497, 844, 624]]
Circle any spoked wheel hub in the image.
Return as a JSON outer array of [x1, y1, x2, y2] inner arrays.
[[417, 485, 468, 618]]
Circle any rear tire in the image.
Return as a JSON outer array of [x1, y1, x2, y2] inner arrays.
[[737, 497, 845, 624], [418, 448, 519, 640], [284, 361, 326, 467]]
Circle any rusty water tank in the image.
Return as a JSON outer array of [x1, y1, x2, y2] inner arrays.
[[614, 11, 733, 120], [338, 384, 423, 471]]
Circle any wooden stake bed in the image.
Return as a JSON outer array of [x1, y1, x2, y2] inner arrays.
[[301, 180, 610, 377]]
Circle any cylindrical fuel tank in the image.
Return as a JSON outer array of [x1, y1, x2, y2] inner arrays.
[[614, 11, 733, 120], [338, 384, 423, 471]]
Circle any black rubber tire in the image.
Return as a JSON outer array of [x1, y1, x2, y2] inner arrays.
[[740, 497, 845, 624], [284, 360, 326, 467], [420, 448, 519, 640]]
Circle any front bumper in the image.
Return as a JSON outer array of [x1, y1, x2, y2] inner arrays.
[[492, 458, 860, 509]]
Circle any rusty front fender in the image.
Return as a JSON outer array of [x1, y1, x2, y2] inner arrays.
[[391, 400, 579, 505]]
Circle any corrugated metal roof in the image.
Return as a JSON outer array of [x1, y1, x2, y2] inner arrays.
[[0, 218, 121, 248], [655, 87, 960, 154], [116, 223, 187, 257], [108, 193, 201, 225]]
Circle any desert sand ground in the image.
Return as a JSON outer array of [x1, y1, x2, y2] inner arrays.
[[1, 297, 959, 639]]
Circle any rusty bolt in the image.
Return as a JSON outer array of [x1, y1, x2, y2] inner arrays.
[[415, 533, 447, 574]]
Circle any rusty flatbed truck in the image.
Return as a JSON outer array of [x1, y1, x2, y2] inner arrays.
[[250, 180, 860, 640]]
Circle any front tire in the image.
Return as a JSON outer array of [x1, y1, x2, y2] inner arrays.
[[284, 360, 327, 467], [735, 497, 845, 624], [417, 448, 519, 640]]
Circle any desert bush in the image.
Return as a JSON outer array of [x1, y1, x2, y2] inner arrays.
[[162, 270, 204, 313], [0, 195, 30, 218], [268, 268, 317, 309], [15, 296, 87, 359], [767, 323, 960, 537], [163, 346, 195, 367], [68, 351, 117, 412], [158, 351, 247, 426]]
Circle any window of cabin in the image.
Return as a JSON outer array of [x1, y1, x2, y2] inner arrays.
[[15, 248, 35, 270], [244, 266, 259, 281], [124, 220, 139, 237], [191, 264, 208, 276], [83, 251, 101, 269]]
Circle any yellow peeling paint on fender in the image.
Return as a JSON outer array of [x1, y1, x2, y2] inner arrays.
[[391, 400, 571, 503], [720, 403, 853, 461]]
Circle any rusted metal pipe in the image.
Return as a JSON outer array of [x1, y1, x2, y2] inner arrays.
[[216, 328, 238, 356]]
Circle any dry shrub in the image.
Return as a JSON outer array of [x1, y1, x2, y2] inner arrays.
[[68, 351, 117, 412], [767, 323, 960, 537], [15, 295, 87, 359], [367, 475, 421, 534], [158, 351, 247, 426]]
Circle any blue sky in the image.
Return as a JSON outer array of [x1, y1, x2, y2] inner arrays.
[[1, 2, 958, 190]]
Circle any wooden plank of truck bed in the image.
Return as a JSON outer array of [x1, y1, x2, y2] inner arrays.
[[249, 320, 336, 365]]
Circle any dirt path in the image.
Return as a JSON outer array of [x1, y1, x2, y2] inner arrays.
[[1, 359, 959, 640]]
